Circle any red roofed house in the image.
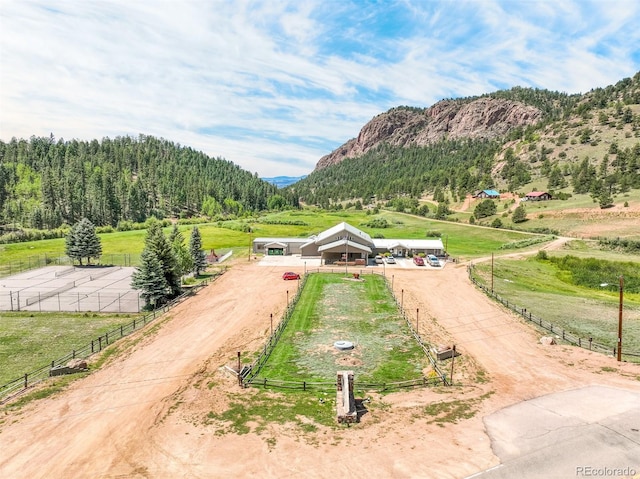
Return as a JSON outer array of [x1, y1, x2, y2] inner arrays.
[[525, 191, 552, 201]]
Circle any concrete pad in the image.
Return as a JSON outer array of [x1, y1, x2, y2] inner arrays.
[[471, 385, 640, 479]]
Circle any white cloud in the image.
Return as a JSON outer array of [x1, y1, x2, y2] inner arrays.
[[1, 0, 639, 177]]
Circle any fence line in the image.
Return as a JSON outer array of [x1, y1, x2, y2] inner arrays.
[[253, 376, 443, 393], [0, 254, 139, 278], [467, 264, 639, 361], [1, 290, 142, 313], [241, 269, 450, 390], [0, 269, 226, 405]]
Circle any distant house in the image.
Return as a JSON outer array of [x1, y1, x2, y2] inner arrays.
[[525, 191, 552, 201], [474, 189, 500, 199]]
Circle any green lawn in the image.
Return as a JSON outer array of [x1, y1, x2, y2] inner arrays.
[[0, 311, 142, 384], [257, 273, 430, 383]]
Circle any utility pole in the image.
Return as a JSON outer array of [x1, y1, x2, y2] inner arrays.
[[618, 275, 624, 362]]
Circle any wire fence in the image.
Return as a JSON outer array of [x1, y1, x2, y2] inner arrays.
[[0, 269, 226, 405], [0, 290, 143, 313], [0, 253, 140, 278], [240, 269, 450, 392], [467, 264, 640, 361]]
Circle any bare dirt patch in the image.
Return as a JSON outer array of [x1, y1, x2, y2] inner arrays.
[[1, 259, 639, 479]]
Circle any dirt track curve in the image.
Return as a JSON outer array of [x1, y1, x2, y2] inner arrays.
[[1, 260, 639, 479]]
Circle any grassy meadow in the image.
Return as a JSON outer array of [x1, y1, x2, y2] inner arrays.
[[0, 311, 142, 384], [0, 208, 547, 270], [471, 253, 640, 358]]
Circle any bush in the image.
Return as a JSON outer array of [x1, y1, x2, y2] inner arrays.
[[362, 217, 389, 228]]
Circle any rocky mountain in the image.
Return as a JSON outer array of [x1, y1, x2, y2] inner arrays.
[[316, 97, 542, 170]]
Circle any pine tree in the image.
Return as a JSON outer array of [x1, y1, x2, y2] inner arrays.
[[189, 226, 206, 276], [65, 218, 102, 265], [169, 224, 193, 279], [512, 204, 527, 223], [131, 248, 169, 308], [145, 220, 182, 297]]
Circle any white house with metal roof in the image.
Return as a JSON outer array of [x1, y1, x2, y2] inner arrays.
[[252, 222, 445, 264]]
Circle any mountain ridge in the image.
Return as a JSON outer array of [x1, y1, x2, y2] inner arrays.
[[316, 97, 543, 171]]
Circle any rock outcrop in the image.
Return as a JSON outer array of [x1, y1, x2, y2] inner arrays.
[[315, 97, 542, 170]]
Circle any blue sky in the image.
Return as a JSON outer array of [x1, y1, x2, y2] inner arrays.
[[1, 1, 639, 177]]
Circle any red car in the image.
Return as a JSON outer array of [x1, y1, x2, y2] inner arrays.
[[413, 256, 425, 266], [282, 272, 301, 280]]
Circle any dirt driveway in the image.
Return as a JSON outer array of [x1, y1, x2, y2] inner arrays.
[[1, 259, 639, 479]]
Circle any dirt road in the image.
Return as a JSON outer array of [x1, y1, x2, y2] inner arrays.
[[1, 260, 639, 479]]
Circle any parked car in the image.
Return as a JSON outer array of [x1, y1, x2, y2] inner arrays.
[[374, 255, 384, 264], [385, 256, 396, 264], [282, 272, 301, 280], [413, 256, 425, 266], [427, 255, 440, 267]]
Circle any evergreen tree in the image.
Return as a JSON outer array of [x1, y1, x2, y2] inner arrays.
[[145, 219, 182, 297], [169, 224, 193, 279], [131, 248, 169, 308], [189, 226, 206, 276], [65, 218, 102, 265], [512, 204, 527, 223], [474, 199, 497, 219]]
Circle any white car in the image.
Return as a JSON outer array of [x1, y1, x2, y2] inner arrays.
[[374, 255, 384, 264], [385, 256, 396, 264], [427, 255, 440, 267]]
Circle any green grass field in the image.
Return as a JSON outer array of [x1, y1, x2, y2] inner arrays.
[[472, 255, 640, 358], [0, 209, 548, 271], [0, 311, 142, 384], [257, 273, 430, 383]]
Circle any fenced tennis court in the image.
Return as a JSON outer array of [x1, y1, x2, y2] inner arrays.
[[0, 265, 142, 313]]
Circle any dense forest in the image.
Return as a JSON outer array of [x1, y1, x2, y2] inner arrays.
[[289, 140, 500, 207], [0, 135, 296, 229], [288, 74, 640, 207]]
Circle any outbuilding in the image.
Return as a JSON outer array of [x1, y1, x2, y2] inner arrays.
[[525, 191, 552, 201], [474, 189, 500, 199]]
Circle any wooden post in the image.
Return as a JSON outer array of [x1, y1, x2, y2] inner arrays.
[[401, 289, 404, 311], [270, 313, 273, 336], [450, 345, 456, 385], [416, 308, 419, 336]]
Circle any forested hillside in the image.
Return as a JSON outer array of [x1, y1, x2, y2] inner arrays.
[[0, 135, 294, 229], [291, 140, 500, 207], [291, 73, 640, 208]]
